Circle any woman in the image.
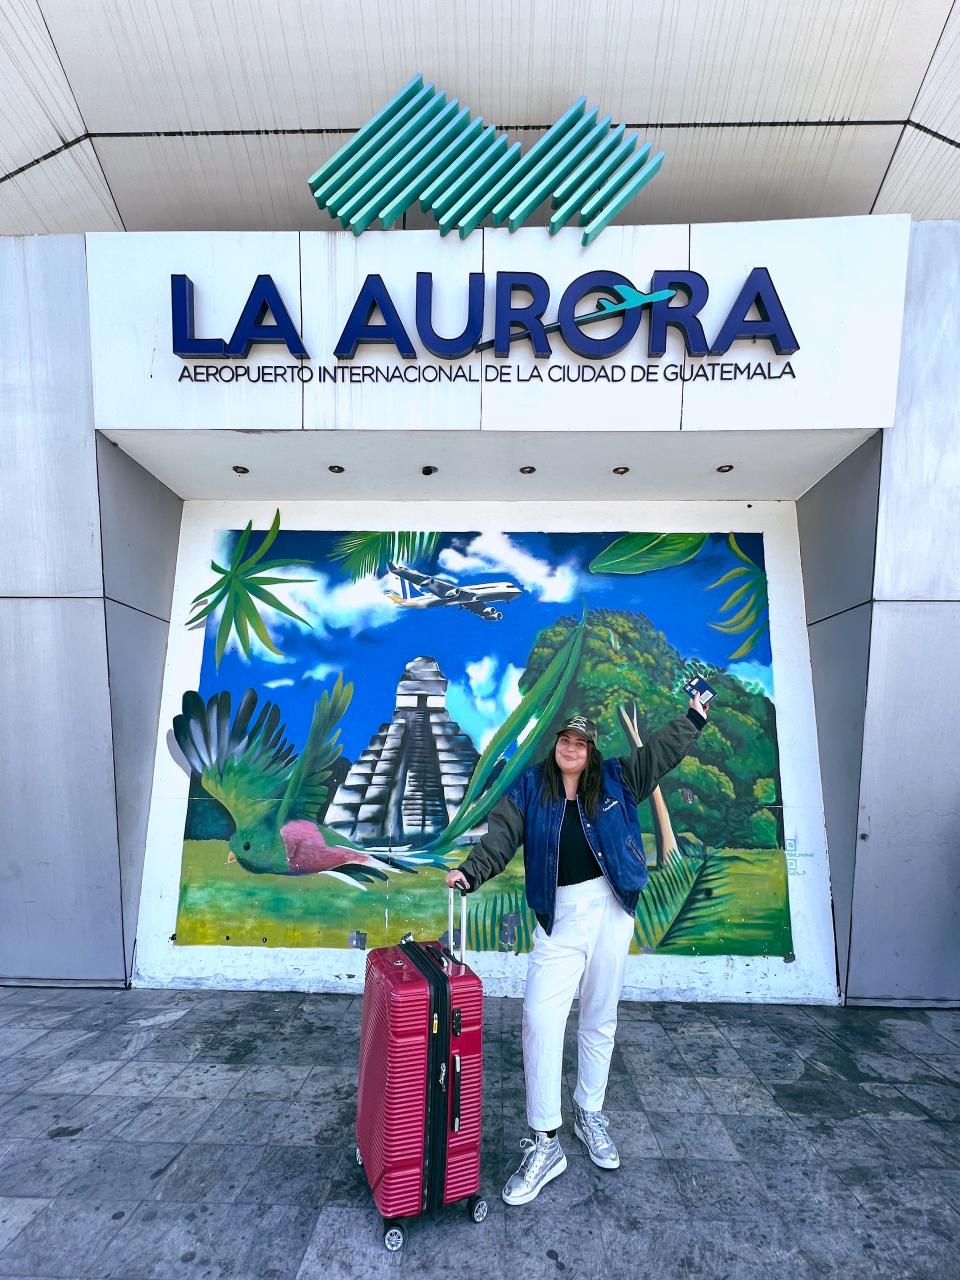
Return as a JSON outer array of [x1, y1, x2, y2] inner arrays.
[[445, 694, 708, 1205]]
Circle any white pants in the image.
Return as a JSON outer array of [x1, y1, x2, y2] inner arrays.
[[521, 875, 635, 1132]]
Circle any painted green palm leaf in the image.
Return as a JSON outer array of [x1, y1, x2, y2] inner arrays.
[[633, 839, 704, 950], [727, 622, 770, 661], [632, 839, 791, 956], [458, 618, 583, 812], [428, 617, 586, 851], [465, 887, 536, 953], [707, 533, 769, 659], [330, 530, 441, 581], [278, 674, 354, 826], [589, 532, 708, 575], [187, 510, 315, 669], [654, 850, 792, 955]]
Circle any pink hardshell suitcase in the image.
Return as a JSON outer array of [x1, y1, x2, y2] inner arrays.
[[355, 889, 486, 1251]]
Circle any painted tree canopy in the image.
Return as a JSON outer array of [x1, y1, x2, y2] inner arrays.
[[520, 608, 780, 848]]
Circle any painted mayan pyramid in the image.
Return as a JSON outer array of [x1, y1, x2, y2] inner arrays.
[[325, 655, 479, 846]]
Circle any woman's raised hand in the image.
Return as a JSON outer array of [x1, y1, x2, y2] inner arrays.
[[445, 869, 470, 891], [689, 692, 710, 718]]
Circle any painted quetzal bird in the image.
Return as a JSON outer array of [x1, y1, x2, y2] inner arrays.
[[172, 677, 438, 887]]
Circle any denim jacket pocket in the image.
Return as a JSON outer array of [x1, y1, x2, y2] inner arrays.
[[626, 836, 646, 865]]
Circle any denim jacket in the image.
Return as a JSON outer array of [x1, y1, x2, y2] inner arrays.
[[457, 713, 701, 935]]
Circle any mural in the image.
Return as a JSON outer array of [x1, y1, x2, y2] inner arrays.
[[170, 517, 791, 959]]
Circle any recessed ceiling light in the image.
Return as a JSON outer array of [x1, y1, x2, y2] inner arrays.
[[328, 464, 345, 474], [519, 465, 536, 474], [612, 466, 630, 475], [716, 464, 734, 473], [232, 465, 249, 475]]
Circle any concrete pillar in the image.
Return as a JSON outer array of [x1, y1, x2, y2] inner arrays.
[[0, 235, 181, 984]]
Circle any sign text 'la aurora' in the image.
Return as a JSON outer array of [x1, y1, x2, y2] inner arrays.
[[170, 267, 800, 371]]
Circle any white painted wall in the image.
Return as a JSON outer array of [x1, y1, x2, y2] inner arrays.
[[134, 498, 838, 1004]]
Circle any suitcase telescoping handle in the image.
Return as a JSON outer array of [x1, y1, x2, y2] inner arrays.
[[447, 886, 467, 965]]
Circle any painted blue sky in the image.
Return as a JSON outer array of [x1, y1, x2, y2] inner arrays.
[[195, 529, 773, 761]]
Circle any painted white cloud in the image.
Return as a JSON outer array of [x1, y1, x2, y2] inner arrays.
[[303, 661, 341, 682], [465, 655, 497, 697], [448, 657, 525, 752], [438, 531, 578, 602], [264, 678, 295, 689], [728, 659, 775, 699], [284, 572, 400, 637]]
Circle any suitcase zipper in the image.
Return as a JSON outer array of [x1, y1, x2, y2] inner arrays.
[[399, 939, 451, 1213]]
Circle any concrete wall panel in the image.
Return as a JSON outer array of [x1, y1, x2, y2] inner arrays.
[[796, 428, 882, 999], [875, 221, 960, 601], [848, 601, 960, 1002], [806, 604, 873, 990], [0, 598, 124, 982], [105, 599, 171, 978], [797, 434, 880, 626], [0, 235, 103, 597], [97, 435, 182, 621]]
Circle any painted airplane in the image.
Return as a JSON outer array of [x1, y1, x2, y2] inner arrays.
[[386, 562, 521, 621]]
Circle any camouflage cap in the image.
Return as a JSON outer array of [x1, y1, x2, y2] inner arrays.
[[556, 715, 598, 745]]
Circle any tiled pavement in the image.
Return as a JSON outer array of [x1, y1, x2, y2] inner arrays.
[[0, 986, 958, 1279]]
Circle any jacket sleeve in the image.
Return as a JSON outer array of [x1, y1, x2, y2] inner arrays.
[[455, 794, 524, 891], [619, 713, 702, 803]]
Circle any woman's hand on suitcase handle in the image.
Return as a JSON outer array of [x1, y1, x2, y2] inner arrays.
[[445, 869, 470, 892]]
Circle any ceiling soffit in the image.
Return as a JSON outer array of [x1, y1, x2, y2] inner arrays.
[[1, 0, 958, 231]]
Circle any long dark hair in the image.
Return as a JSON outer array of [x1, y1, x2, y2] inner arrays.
[[540, 740, 604, 818]]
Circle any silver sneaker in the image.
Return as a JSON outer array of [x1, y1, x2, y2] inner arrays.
[[501, 1131, 567, 1205], [573, 1102, 620, 1169]]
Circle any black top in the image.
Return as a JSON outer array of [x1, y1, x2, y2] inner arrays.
[[557, 799, 603, 886], [555, 710, 704, 888]]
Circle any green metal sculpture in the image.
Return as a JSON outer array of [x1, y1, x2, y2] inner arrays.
[[308, 75, 664, 246]]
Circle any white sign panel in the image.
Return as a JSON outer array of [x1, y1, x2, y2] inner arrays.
[[85, 216, 910, 435], [684, 216, 911, 432], [478, 225, 687, 431], [300, 230, 482, 431], [87, 232, 303, 431]]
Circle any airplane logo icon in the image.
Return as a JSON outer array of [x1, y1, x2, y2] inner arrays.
[[386, 562, 522, 621], [474, 284, 677, 353]]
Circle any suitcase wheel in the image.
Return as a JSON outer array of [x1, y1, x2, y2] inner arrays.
[[383, 1220, 405, 1252], [468, 1195, 488, 1224], [354, 1146, 363, 1167]]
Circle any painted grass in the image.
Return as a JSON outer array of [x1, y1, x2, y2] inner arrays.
[[175, 841, 527, 950], [174, 841, 790, 956]]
